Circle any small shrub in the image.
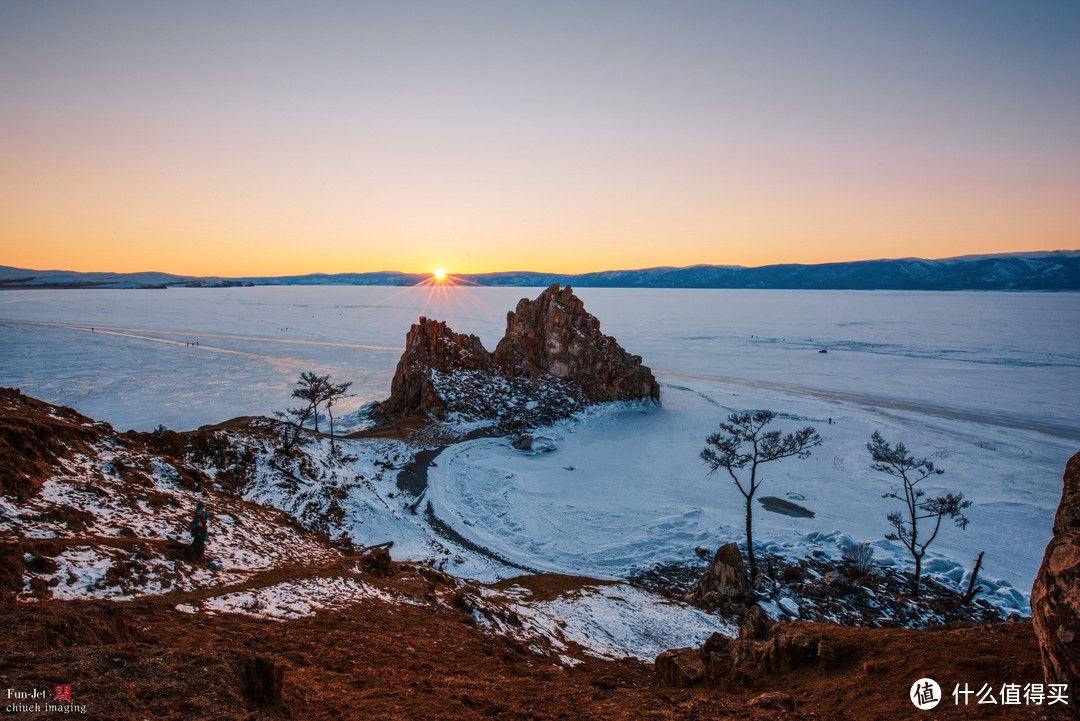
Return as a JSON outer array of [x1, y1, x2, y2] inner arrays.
[[842, 543, 875, 577]]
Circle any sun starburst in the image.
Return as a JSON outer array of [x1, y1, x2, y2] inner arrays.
[[337, 265, 492, 333]]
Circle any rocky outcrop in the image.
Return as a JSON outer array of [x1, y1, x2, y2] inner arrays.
[[492, 284, 660, 403], [371, 317, 496, 421], [684, 543, 749, 613], [654, 627, 843, 690], [1031, 450, 1080, 715], [360, 547, 395, 578], [739, 604, 774, 641], [372, 285, 660, 426], [653, 646, 705, 688]]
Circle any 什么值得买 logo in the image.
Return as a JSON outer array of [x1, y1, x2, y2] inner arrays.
[[910, 678, 941, 710]]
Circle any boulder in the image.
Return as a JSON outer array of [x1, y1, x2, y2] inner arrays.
[[739, 604, 774, 640], [530, 435, 557, 453], [684, 543, 749, 609], [656, 628, 834, 690], [510, 434, 556, 452], [748, 691, 795, 711], [653, 647, 704, 688], [1031, 450, 1080, 716]]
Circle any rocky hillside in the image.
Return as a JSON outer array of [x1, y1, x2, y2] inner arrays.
[[1, 389, 1074, 719], [0, 389, 725, 710], [0, 387, 346, 603], [372, 284, 659, 427]]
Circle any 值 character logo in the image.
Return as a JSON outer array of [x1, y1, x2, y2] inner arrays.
[[910, 678, 941, 710]]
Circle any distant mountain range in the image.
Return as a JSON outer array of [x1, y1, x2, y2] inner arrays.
[[2, 250, 1079, 291]]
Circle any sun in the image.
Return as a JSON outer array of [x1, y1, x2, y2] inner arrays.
[[432, 268, 447, 280]]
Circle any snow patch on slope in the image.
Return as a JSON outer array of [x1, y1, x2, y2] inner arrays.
[[495, 583, 734, 662], [178, 574, 410, 620]]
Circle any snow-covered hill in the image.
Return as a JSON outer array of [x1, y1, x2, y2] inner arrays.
[[0, 388, 728, 663]]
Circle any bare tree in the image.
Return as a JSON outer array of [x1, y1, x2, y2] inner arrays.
[[868, 431, 971, 596], [276, 371, 332, 453], [961, 551, 985, 604], [274, 372, 356, 454], [275, 402, 314, 453], [294, 371, 331, 433], [701, 410, 821, 579], [320, 379, 353, 455]]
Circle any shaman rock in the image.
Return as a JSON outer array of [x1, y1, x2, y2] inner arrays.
[[373, 285, 660, 426]]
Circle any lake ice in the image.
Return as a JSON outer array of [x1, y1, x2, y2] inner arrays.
[[2, 285, 1078, 611]]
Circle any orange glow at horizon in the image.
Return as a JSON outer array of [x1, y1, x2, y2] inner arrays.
[[2, 136, 1077, 277]]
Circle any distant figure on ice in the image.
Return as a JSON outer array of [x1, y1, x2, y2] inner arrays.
[[187, 502, 210, 561]]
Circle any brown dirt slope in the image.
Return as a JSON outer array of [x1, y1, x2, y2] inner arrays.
[[1, 591, 1068, 720], [0, 387, 106, 500]]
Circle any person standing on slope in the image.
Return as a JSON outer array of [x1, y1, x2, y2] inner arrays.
[[187, 502, 210, 561]]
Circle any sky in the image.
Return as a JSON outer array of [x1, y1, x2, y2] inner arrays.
[[1, 1, 1078, 277]]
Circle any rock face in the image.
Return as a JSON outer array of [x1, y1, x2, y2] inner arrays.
[[372, 317, 495, 422], [372, 285, 660, 426], [653, 647, 705, 688], [492, 284, 660, 404], [1031, 450, 1080, 715], [739, 604, 774, 641]]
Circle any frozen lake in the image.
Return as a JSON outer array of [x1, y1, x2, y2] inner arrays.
[[1, 286, 1077, 436], [2, 285, 1078, 604]]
